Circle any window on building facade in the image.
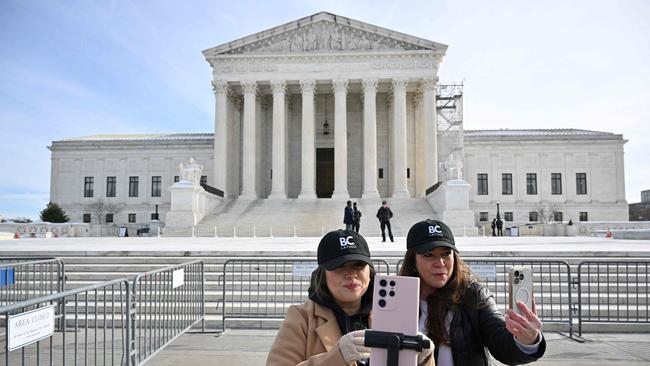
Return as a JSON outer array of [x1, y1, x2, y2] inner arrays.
[[551, 173, 562, 195], [84, 177, 94, 197], [129, 177, 139, 197], [106, 213, 113, 223], [642, 190, 650, 203], [576, 173, 587, 195], [174, 176, 179, 183], [83, 213, 91, 223], [529, 211, 538, 222], [106, 176, 116, 197], [200, 175, 207, 186], [407, 168, 410, 179], [477, 174, 488, 195], [378, 168, 384, 179], [479, 212, 488, 221], [504, 212, 513, 221], [128, 213, 136, 223], [526, 173, 537, 195], [502, 173, 513, 195], [151, 176, 162, 197], [553, 211, 563, 222], [579, 212, 588, 221]]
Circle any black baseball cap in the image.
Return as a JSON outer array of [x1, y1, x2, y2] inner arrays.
[[406, 219, 457, 254], [317, 229, 372, 270]]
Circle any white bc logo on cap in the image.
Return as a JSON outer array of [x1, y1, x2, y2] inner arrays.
[[428, 225, 442, 236]]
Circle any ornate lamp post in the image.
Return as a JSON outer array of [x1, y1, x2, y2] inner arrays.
[[496, 201, 501, 220]]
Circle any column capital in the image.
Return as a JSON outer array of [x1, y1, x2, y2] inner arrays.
[[270, 80, 286, 94], [212, 80, 229, 96], [391, 78, 408, 93], [332, 78, 349, 93], [420, 76, 438, 92], [362, 78, 378, 92], [299, 79, 316, 94], [241, 80, 258, 94]]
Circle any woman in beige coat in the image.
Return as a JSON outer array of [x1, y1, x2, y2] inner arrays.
[[266, 229, 434, 366]]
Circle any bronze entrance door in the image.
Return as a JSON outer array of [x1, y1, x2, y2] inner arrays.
[[316, 148, 334, 198]]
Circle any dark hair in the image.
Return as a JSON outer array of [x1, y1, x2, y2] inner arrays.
[[311, 263, 376, 301], [399, 249, 471, 345]]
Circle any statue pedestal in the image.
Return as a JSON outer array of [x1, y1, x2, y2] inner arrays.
[[426, 180, 478, 237], [165, 181, 221, 230]]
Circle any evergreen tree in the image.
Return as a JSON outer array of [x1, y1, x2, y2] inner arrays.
[[40, 202, 69, 223]]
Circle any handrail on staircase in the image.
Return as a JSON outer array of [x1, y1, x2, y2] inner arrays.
[[201, 183, 224, 197], [425, 181, 443, 196]]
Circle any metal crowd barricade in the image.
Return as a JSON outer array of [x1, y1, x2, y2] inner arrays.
[[220, 258, 390, 331], [0, 258, 65, 307], [396, 257, 573, 336], [131, 260, 205, 365], [0, 278, 131, 366], [576, 260, 650, 335]]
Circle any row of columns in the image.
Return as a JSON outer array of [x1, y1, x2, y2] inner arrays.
[[213, 77, 437, 199]]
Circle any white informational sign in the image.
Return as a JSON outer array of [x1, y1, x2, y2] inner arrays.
[[8, 305, 55, 351], [292, 262, 318, 278], [470, 264, 497, 281], [172, 268, 185, 289]]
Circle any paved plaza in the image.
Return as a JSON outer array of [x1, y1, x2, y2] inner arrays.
[[2, 235, 650, 257], [148, 330, 650, 366]]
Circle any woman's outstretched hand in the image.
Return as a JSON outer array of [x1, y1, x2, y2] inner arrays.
[[505, 300, 543, 345]]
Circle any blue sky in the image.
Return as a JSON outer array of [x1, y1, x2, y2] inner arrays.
[[1, 0, 649, 220]]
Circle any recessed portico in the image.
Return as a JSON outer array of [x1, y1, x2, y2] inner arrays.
[[203, 12, 446, 200]]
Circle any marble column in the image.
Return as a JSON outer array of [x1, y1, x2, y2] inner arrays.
[[362, 78, 380, 199], [240, 80, 257, 199], [392, 78, 410, 197], [212, 80, 229, 196], [422, 77, 438, 188], [269, 80, 287, 198], [332, 78, 349, 199], [298, 79, 316, 199]]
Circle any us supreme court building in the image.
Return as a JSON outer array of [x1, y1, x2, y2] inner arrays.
[[48, 12, 629, 234]]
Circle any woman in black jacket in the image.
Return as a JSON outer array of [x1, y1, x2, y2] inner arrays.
[[399, 219, 546, 366]]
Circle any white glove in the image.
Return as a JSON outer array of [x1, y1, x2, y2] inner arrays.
[[338, 330, 370, 363], [417, 332, 434, 366]]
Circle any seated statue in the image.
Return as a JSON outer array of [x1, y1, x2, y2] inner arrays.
[[178, 157, 203, 186], [440, 152, 464, 181]]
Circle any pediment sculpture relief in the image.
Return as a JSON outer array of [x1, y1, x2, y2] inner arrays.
[[222, 21, 428, 54]]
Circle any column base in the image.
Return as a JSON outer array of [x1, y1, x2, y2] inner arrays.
[[331, 191, 350, 200], [298, 191, 317, 199], [362, 190, 380, 199], [392, 189, 411, 198], [268, 191, 287, 199], [239, 191, 258, 200]]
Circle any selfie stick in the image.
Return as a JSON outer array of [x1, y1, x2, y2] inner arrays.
[[365, 330, 431, 366]]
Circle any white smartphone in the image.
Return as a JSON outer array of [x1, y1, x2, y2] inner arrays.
[[509, 266, 533, 316], [369, 275, 420, 366]]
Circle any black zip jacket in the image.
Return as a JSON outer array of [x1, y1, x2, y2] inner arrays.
[[443, 282, 546, 365]]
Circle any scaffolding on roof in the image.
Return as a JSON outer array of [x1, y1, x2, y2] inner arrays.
[[436, 83, 464, 170]]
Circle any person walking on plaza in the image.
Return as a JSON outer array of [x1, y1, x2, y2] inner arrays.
[[496, 217, 504, 236], [344, 201, 354, 230], [266, 229, 436, 366], [352, 202, 362, 234], [376, 200, 394, 242], [491, 218, 497, 237], [399, 219, 545, 366]]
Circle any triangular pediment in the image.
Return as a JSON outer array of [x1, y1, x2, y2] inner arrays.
[[203, 12, 447, 57]]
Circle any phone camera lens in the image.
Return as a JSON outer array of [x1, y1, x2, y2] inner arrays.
[[514, 278, 520, 284], [380, 279, 387, 287], [389, 280, 396, 287], [389, 291, 395, 297], [514, 271, 520, 277], [379, 289, 387, 297], [378, 299, 386, 308], [519, 274, 525, 280]]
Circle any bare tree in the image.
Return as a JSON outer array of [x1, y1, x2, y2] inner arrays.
[[534, 203, 560, 223], [84, 199, 123, 224]]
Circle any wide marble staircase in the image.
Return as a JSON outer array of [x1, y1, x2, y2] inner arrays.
[[165, 197, 440, 237]]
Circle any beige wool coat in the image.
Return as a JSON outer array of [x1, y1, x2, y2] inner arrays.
[[266, 300, 434, 366]]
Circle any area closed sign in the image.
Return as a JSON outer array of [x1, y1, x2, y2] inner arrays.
[[8, 305, 55, 351]]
